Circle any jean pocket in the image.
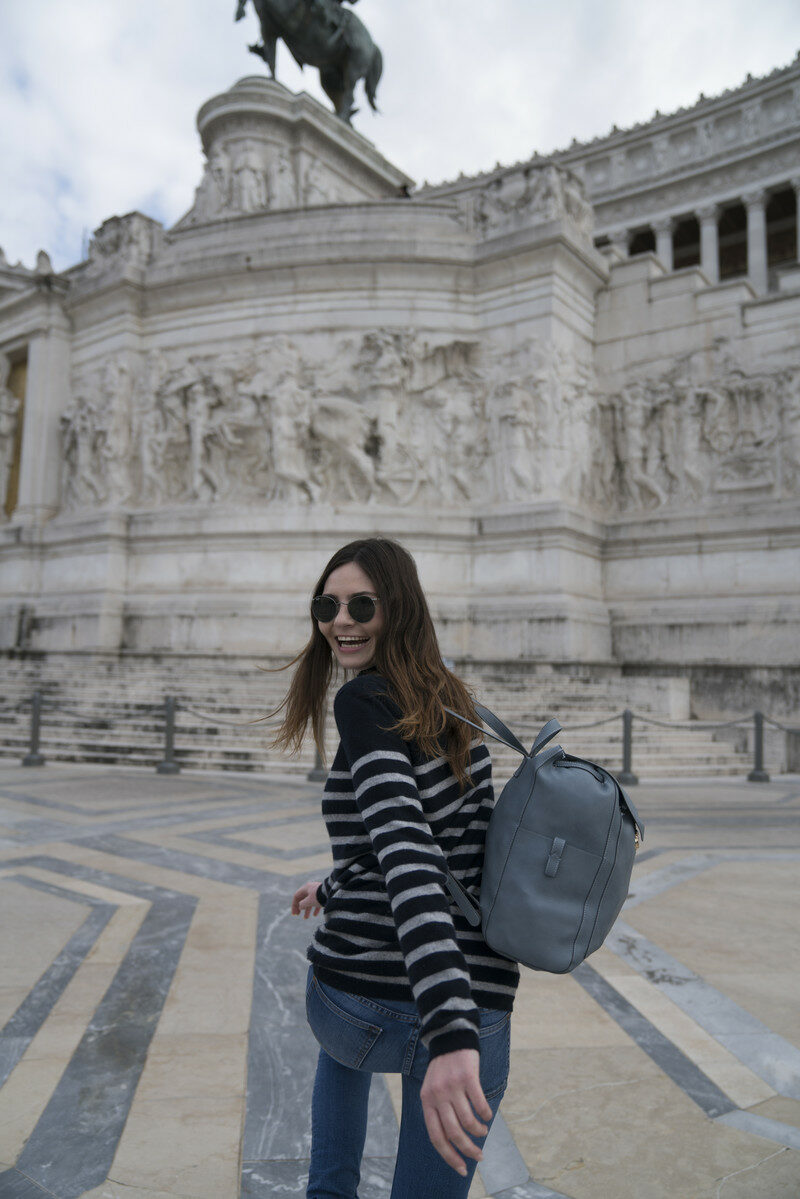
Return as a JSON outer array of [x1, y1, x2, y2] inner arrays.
[[306, 977, 382, 1070]]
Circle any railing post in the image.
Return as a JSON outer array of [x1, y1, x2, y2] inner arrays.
[[156, 696, 181, 775], [747, 710, 770, 782], [22, 691, 46, 767], [618, 709, 638, 786]]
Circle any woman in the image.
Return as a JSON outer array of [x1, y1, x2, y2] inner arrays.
[[274, 537, 519, 1199]]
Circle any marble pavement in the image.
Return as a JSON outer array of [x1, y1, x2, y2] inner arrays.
[[0, 761, 799, 1199]]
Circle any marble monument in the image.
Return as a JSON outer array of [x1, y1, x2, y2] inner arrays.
[[1, 59, 799, 715]]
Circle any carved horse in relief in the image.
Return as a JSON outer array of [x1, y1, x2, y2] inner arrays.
[[235, 0, 382, 124]]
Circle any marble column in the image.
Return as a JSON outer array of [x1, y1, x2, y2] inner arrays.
[[14, 304, 71, 526], [792, 176, 800, 261], [654, 217, 674, 271], [609, 229, 629, 258], [744, 188, 768, 294], [698, 204, 719, 284]]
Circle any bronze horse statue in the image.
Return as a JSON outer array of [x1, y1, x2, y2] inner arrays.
[[235, 0, 382, 124]]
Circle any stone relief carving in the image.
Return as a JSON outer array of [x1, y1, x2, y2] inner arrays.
[[0, 354, 21, 516], [60, 332, 488, 512], [59, 335, 800, 516], [475, 165, 593, 241], [598, 349, 800, 510], [86, 214, 159, 275]]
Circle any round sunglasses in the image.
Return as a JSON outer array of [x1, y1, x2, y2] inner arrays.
[[311, 593, 380, 624]]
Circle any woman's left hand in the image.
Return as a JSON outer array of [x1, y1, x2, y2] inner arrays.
[[420, 1048, 492, 1176], [291, 880, 323, 919]]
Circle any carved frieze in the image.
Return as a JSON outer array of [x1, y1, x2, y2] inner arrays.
[[473, 165, 593, 242], [0, 353, 21, 518], [598, 348, 800, 510], [60, 332, 489, 512], [59, 332, 800, 517]]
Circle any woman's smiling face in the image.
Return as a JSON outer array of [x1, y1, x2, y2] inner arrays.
[[317, 561, 384, 670]]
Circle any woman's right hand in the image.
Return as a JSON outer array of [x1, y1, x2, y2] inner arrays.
[[291, 880, 323, 919]]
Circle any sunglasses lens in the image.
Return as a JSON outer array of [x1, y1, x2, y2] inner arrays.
[[311, 596, 337, 622], [348, 595, 376, 623]]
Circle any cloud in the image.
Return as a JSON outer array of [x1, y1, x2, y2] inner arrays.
[[1, 0, 798, 270]]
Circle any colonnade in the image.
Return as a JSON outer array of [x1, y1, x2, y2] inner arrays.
[[607, 178, 800, 294]]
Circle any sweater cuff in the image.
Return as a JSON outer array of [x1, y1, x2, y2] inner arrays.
[[316, 882, 328, 907], [427, 1025, 480, 1060]]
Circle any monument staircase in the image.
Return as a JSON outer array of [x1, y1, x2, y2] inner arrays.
[[0, 653, 752, 782]]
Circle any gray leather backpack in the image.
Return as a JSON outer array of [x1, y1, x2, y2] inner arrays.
[[444, 703, 644, 974]]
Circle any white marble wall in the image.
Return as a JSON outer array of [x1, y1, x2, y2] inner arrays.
[[1, 77, 799, 675]]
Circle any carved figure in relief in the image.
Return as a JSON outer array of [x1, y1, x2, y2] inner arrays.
[[613, 383, 667, 508], [266, 337, 318, 503], [270, 154, 297, 208], [0, 355, 20, 515], [303, 159, 333, 206], [61, 390, 105, 508], [96, 355, 135, 505], [357, 330, 410, 495], [490, 379, 537, 501], [193, 145, 233, 222], [232, 141, 268, 212], [782, 368, 800, 491], [134, 350, 172, 504], [656, 380, 704, 501]]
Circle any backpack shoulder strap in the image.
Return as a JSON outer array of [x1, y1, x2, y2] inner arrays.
[[444, 871, 482, 927], [444, 702, 529, 758]]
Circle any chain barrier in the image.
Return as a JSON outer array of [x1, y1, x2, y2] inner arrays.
[[561, 712, 625, 731], [630, 713, 752, 730], [178, 704, 274, 728], [763, 714, 797, 734], [12, 690, 797, 782]]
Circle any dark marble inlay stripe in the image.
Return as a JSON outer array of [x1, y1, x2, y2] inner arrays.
[[0, 1166, 61, 1197], [241, 1156, 395, 1197], [10, 893, 196, 1199], [75, 832, 294, 889], [6, 800, 307, 848], [242, 886, 398, 1171], [0, 878, 115, 1087], [9, 854, 189, 902], [492, 1182, 574, 1199], [572, 962, 736, 1118], [189, 827, 330, 859]]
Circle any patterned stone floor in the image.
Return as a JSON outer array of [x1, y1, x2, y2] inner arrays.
[[0, 761, 799, 1199]]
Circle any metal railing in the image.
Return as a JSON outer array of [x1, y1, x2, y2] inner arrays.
[[1, 692, 797, 783]]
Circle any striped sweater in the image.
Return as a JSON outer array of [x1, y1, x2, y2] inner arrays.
[[308, 670, 519, 1059]]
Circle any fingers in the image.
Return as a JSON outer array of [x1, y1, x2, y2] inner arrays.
[[423, 1105, 476, 1177], [290, 883, 323, 917], [466, 1078, 493, 1124]]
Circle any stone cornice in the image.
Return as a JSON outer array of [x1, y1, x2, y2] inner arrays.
[[422, 54, 800, 234]]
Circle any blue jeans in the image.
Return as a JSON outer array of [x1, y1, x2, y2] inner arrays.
[[305, 966, 510, 1199]]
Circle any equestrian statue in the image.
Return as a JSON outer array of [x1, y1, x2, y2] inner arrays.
[[235, 0, 383, 124]]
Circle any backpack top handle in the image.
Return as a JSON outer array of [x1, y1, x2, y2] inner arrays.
[[445, 704, 562, 762]]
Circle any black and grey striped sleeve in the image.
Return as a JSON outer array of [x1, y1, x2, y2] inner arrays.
[[332, 675, 480, 1058]]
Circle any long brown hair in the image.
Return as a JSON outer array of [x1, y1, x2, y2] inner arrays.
[[269, 537, 482, 790]]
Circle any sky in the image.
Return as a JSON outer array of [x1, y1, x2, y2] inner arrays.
[[2, 0, 800, 272]]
